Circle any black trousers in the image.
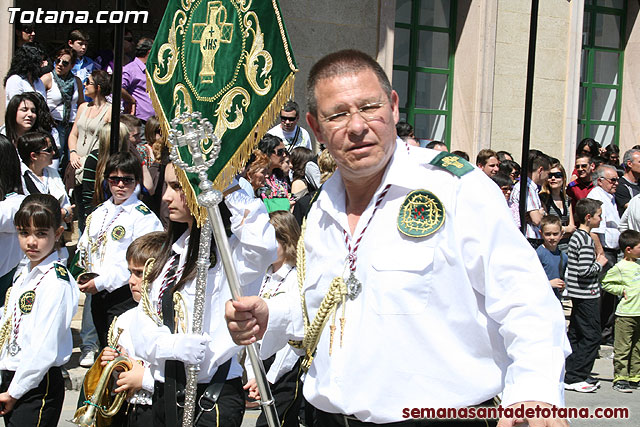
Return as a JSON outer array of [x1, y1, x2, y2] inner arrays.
[[314, 409, 496, 426], [127, 403, 153, 427], [1, 367, 64, 427], [91, 286, 137, 349], [153, 378, 245, 426], [565, 297, 601, 384], [256, 359, 304, 427]]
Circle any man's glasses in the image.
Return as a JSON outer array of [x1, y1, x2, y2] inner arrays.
[[22, 27, 35, 34], [107, 176, 135, 185], [575, 164, 590, 169], [601, 177, 619, 184], [322, 102, 386, 130], [58, 59, 70, 67], [280, 115, 297, 123], [547, 172, 563, 179]]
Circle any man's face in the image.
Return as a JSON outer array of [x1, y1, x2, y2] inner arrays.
[[598, 169, 619, 194], [480, 156, 500, 177], [280, 109, 298, 132], [627, 153, 640, 175], [306, 69, 399, 183], [575, 158, 592, 181]]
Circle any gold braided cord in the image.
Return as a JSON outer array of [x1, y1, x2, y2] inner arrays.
[[107, 316, 119, 348], [291, 220, 348, 371], [140, 258, 162, 325], [0, 288, 13, 352]]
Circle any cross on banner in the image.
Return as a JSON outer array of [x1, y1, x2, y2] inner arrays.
[[192, 1, 234, 83]]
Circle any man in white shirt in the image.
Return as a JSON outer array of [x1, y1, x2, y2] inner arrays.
[[267, 101, 312, 151], [226, 50, 569, 427], [587, 164, 621, 344]]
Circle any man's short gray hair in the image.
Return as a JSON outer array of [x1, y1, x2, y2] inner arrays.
[[623, 149, 640, 166], [594, 164, 618, 184]]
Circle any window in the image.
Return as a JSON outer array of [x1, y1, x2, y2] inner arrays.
[[578, 0, 626, 147], [393, 0, 456, 146]]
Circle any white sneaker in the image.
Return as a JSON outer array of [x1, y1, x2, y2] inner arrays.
[[564, 381, 597, 393], [79, 349, 96, 368]]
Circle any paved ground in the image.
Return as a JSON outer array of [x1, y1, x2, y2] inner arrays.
[[58, 298, 637, 426]]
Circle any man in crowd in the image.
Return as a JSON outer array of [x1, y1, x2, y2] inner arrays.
[[509, 150, 550, 246], [267, 101, 313, 150], [226, 49, 569, 427], [587, 165, 621, 345], [567, 154, 595, 211], [615, 148, 640, 216], [121, 38, 155, 123], [476, 148, 500, 177]]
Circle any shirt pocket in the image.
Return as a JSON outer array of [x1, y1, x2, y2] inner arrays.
[[368, 246, 434, 315]]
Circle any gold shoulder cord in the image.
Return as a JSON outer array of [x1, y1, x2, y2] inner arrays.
[[140, 258, 162, 325], [0, 288, 13, 351], [107, 316, 119, 348], [289, 219, 349, 372]]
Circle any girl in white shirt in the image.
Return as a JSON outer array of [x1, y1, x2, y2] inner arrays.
[[0, 194, 78, 426], [3, 43, 48, 106]]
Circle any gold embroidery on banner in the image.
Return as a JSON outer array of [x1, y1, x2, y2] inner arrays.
[[153, 10, 187, 85], [173, 84, 194, 117], [441, 156, 463, 169], [243, 11, 272, 96], [271, 0, 296, 72], [182, 0, 246, 102], [234, 0, 251, 13], [212, 86, 251, 143], [181, 0, 194, 10], [191, 1, 234, 84]]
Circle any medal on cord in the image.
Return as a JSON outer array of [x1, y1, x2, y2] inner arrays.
[[90, 206, 124, 263], [329, 184, 391, 354], [9, 264, 55, 356]]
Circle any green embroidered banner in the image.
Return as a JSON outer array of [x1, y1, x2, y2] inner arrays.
[[147, 0, 297, 222]]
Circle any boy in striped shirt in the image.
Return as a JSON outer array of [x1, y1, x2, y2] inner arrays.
[[564, 198, 609, 393]]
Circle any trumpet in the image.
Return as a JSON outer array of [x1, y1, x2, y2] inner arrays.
[[72, 328, 132, 427]]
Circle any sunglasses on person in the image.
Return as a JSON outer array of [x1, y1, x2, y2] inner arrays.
[[575, 164, 590, 169], [84, 79, 95, 86], [57, 59, 71, 67], [547, 172, 563, 179], [22, 26, 35, 34], [280, 115, 297, 123], [274, 148, 288, 157], [38, 145, 54, 154], [601, 177, 619, 184], [107, 176, 135, 185]]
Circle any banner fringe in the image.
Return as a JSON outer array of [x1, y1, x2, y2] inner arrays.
[[146, 71, 296, 227]]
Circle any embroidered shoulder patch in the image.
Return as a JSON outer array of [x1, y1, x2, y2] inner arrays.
[[397, 190, 445, 237], [111, 225, 126, 241], [136, 204, 151, 215], [429, 152, 474, 177], [19, 291, 36, 314], [54, 263, 69, 281]]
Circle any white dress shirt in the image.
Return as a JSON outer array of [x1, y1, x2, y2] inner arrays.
[[131, 190, 277, 384], [619, 193, 640, 232], [0, 251, 78, 399], [261, 141, 570, 423], [113, 308, 154, 404], [587, 185, 621, 249], [245, 263, 299, 384], [21, 166, 71, 210], [76, 193, 163, 293]]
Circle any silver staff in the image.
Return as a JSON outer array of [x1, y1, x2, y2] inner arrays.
[[168, 112, 280, 427]]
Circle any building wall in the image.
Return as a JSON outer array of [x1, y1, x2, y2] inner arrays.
[[620, 0, 640, 153], [490, 0, 572, 163]]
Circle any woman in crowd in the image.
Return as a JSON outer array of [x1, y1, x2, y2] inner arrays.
[[67, 69, 111, 231], [289, 146, 316, 201], [16, 131, 72, 224], [539, 161, 576, 253], [80, 122, 129, 218], [42, 46, 83, 170], [130, 162, 277, 426], [257, 135, 291, 212], [3, 43, 48, 105], [144, 116, 170, 225], [239, 150, 271, 197]]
